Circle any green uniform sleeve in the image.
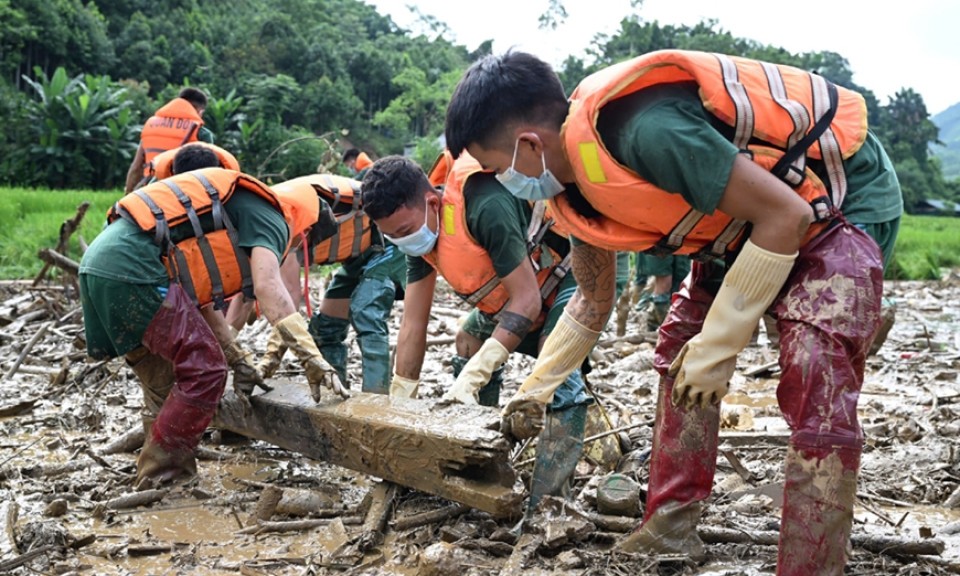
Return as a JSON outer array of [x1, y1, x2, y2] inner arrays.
[[225, 190, 289, 263], [198, 125, 215, 144], [406, 254, 435, 284], [598, 84, 738, 215], [463, 173, 531, 278]]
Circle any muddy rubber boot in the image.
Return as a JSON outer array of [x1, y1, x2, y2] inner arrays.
[[646, 294, 671, 331], [776, 440, 860, 576], [868, 300, 896, 356], [526, 403, 587, 516], [616, 374, 718, 561], [450, 355, 503, 407], [136, 284, 227, 489], [619, 500, 705, 560], [125, 348, 175, 417], [308, 312, 349, 386], [136, 421, 199, 490]]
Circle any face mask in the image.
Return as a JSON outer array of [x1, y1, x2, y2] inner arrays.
[[385, 198, 438, 257], [495, 138, 565, 200]]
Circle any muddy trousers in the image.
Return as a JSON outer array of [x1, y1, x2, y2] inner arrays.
[[309, 275, 396, 394], [627, 223, 883, 575], [129, 284, 228, 487], [451, 355, 503, 406]]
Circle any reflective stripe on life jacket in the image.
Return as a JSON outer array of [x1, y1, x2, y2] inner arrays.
[[423, 150, 572, 318], [557, 49, 868, 257], [140, 98, 204, 177], [107, 168, 284, 310], [149, 143, 239, 181], [273, 174, 376, 266]]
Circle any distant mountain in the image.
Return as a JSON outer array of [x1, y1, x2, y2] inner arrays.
[[932, 102, 960, 180]]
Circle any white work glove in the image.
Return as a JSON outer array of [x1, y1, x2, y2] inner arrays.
[[256, 326, 287, 379], [275, 313, 350, 402], [442, 338, 509, 405], [500, 311, 600, 441], [671, 239, 797, 409], [390, 373, 420, 398]]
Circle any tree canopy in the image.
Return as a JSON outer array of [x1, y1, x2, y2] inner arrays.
[[0, 0, 953, 209]]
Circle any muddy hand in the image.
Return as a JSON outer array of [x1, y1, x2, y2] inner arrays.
[[500, 396, 546, 441], [232, 361, 273, 397], [304, 356, 349, 402]]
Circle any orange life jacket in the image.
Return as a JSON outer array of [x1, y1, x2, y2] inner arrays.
[[273, 174, 376, 265], [107, 168, 286, 310], [149, 143, 239, 181], [423, 150, 572, 318], [140, 98, 204, 177], [354, 151, 373, 172], [555, 49, 868, 257]]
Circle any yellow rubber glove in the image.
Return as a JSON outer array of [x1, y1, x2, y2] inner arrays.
[[275, 313, 349, 402], [500, 311, 600, 440], [390, 373, 420, 398], [256, 326, 287, 379], [442, 338, 509, 405], [670, 239, 797, 409], [223, 340, 272, 397]]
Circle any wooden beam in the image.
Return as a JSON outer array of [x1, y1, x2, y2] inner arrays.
[[213, 379, 524, 518]]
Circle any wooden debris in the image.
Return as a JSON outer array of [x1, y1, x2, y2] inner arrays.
[[249, 486, 283, 525], [0, 500, 18, 557], [98, 424, 145, 455], [33, 200, 89, 286], [213, 380, 524, 518], [0, 544, 57, 573], [92, 489, 167, 518], [36, 249, 79, 278], [3, 322, 51, 380], [391, 503, 470, 531], [698, 526, 945, 556], [237, 516, 361, 535]]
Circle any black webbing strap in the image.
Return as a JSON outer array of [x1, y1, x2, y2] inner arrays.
[[133, 190, 170, 248], [164, 179, 227, 310], [770, 81, 839, 188]]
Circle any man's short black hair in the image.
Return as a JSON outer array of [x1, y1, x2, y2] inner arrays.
[[178, 87, 208, 110], [361, 156, 432, 220], [445, 50, 569, 158], [173, 144, 219, 175], [341, 148, 361, 163]]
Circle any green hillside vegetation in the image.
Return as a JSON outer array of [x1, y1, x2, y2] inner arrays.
[[0, 0, 955, 210], [932, 102, 960, 180]]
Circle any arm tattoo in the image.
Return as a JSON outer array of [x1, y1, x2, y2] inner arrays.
[[569, 244, 617, 331], [497, 311, 534, 340]]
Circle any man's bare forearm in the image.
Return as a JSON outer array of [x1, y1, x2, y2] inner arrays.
[[566, 243, 616, 331]]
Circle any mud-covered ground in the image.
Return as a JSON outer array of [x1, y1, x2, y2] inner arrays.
[[0, 271, 958, 575]]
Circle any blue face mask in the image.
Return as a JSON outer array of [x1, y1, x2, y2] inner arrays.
[[495, 138, 565, 201], [385, 198, 439, 257]]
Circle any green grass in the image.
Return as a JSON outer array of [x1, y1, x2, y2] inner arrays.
[[886, 214, 960, 280], [0, 187, 120, 279], [1, 188, 959, 281]]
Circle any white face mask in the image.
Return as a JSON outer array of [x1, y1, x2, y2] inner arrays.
[[384, 197, 439, 257], [495, 137, 565, 201]]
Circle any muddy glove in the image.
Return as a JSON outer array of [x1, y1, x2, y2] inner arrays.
[[500, 311, 600, 441], [275, 313, 349, 402], [671, 239, 796, 409], [256, 326, 287, 379], [390, 373, 420, 398], [222, 340, 272, 397], [442, 338, 509, 405]]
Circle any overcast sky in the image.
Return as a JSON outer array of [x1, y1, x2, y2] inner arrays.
[[368, 0, 958, 116]]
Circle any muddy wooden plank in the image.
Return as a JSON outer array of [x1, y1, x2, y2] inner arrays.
[[213, 379, 523, 518]]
